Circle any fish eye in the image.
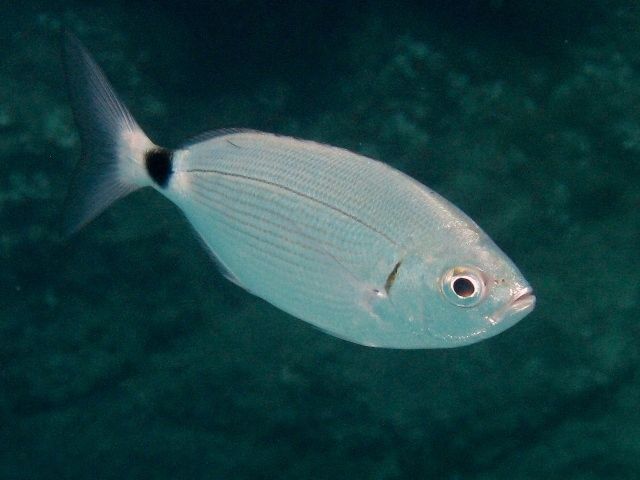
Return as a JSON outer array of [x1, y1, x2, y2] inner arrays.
[[441, 267, 485, 307]]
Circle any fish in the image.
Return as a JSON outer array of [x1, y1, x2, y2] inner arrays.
[[60, 32, 535, 349]]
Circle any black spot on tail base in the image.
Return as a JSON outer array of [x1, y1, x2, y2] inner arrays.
[[145, 147, 173, 188]]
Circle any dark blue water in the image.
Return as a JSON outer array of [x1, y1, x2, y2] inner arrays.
[[1, 1, 639, 478]]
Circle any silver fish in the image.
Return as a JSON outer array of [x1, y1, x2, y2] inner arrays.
[[61, 33, 535, 349]]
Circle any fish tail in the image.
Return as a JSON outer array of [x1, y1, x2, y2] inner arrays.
[[61, 31, 155, 236]]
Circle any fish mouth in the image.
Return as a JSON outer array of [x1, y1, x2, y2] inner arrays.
[[488, 287, 536, 328], [509, 287, 536, 315]]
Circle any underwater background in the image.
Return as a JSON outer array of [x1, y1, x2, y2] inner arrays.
[[1, 1, 639, 478]]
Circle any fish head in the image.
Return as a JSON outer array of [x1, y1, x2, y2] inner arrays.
[[388, 229, 535, 348]]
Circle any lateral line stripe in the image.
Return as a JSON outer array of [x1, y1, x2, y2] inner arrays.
[[190, 178, 374, 255], [184, 168, 397, 246]]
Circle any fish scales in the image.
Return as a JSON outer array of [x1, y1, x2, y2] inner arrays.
[[183, 164, 399, 334], [180, 133, 465, 244], [189, 178, 379, 260], [167, 132, 478, 340]]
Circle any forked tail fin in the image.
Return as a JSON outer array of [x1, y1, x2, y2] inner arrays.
[[61, 31, 155, 235]]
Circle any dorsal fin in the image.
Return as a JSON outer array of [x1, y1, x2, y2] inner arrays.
[[179, 128, 262, 148]]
